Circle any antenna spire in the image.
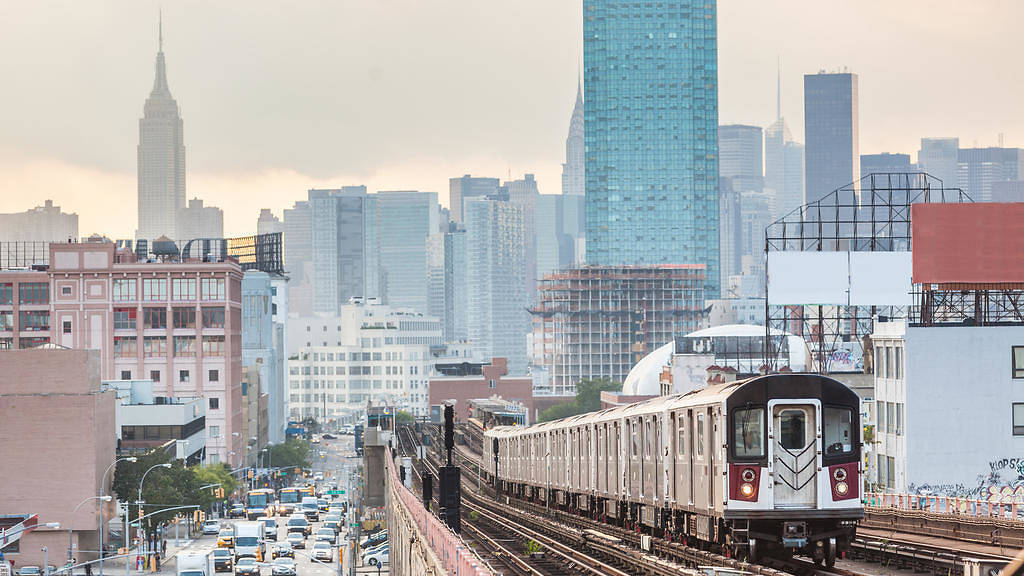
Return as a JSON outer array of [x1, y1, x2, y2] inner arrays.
[[159, 9, 163, 52], [776, 55, 782, 122]]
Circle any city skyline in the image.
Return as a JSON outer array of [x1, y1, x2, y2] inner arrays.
[[2, 2, 1024, 238]]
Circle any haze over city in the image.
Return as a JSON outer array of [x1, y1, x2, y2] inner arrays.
[[1, 0, 1021, 237]]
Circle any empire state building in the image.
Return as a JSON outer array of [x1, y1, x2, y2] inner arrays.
[[137, 17, 185, 241]]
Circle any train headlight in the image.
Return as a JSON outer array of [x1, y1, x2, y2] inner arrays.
[[741, 468, 756, 483], [835, 481, 849, 495], [740, 483, 755, 497], [833, 467, 848, 481]]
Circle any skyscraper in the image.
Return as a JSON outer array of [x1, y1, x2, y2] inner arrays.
[[503, 174, 538, 301], [137, 16, 186, 241], [957, 147, 1024, 202], [561, 80, 584, 197], [918, 138, 960, 189], [448, 175, 500, 224], [464, 197, 528, 374], [309, 187, 377, 314], [0, 200, 78, 243], [804, 72, 859, 204], [256, 208, 283, 237], [860, 153, 913, 180], [176, 197, 224, 241], [583, 1, 720, 297], [719, 125, 764, 194], [374, 191, 439, 313], [719, 124, 764, 290], [282, 200, 312, 315]]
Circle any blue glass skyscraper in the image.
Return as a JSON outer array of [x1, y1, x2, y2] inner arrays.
[[583, 0, 720, 297]]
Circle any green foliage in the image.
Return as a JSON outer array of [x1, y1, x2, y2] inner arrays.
[[268, 438, 312, 470], [537, 378, 621, 422], [111, 452, 203, 538], [301, 417, 321, 435], [194, 463, 240, 503], [395, 410, 415, 426], [524, 540, 544, 556]]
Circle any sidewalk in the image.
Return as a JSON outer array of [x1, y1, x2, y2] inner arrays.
[[73, 535, 196, 576]]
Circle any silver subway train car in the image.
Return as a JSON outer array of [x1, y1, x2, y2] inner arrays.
[[483, 373, 863, 566]]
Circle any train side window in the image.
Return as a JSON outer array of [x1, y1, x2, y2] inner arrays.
[[631, 420, 639, 459], [733, 407, 765, 459], [696, 413, 705, 458], [645, 419, 652, 458], [824, 406, 854, 455], [676, 416, 685, 456]]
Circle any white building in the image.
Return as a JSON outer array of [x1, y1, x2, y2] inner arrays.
[[870, 319, 1024, 498], [0, 200, 78, 243], [287, 301, 442, 419], [177, 197, 224, 242]]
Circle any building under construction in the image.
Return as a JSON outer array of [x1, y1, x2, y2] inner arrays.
[[530, 265, 705, 395]]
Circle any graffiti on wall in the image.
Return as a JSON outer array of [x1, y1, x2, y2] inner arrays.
[[909, 458, 1024, 503]]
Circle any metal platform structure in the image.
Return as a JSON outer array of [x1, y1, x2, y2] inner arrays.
[[764, 173, 971, 373]]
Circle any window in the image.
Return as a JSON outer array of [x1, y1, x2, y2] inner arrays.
[[62, 320, 72, 334], [887, 402, 896, 434], [0, 283, 12, 305], [121, 370, 131, 380], [895, 347, 902, 380], [173, 307, 196, 328], [489, 379, 496, 388], [114, 336, 136, 357], [172, 278, 197, 301], [676, 416, 685, 456], [209, 369, 219, 382], [779, 410, 808, 450], [19, 282, 49, 305], [144, 307, 166, 329], [1014, 347, 1024, 378], [896, 403, 904, 436], [202, 307, 225, 328], [0, 311, 13, 331], [209, 397, 220, 410], [210, 425, 220, 438], [174, 336, 196, 357], [114, 308, 136, 330], [142, 278, 167, 301], [180, 369, 190, 382], [203, 335, 225, 356], [630, 420, 638, 459], [696, 413, 705, 458], [201, 277, 225, 300], [733, 407, 765, 459], [150, 370, 160, 382], [823, 407, 853, 456], [113, 278, 136, 302], [877, 401, 887, 432], [144, 336, 166, 357], [885, 347, 893, 378], [61, 285, 72, 296], [19, 310, 49, 331]]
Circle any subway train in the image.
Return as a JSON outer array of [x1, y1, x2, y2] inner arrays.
[[483, 373, 863, 567]]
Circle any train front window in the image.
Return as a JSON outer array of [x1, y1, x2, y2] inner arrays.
[[733, 407, 765, 459], [824, 406, 854, 455], [778, 410, 807, 450]]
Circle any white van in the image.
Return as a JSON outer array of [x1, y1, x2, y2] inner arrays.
[[233, 521, 265, 561], [301, 496, 320, 521]]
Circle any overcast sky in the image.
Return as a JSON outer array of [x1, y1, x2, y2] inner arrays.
[[1, 1, 1021, 238]]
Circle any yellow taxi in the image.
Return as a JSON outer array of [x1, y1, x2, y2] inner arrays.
[[217, 527, 235, 548]]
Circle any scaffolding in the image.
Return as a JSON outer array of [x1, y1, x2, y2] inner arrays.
[[531, 265, 705, 394], [764, 173, 971, 373]]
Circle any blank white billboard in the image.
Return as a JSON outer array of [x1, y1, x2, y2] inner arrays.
[[767, 252, 849, 305], [849, 252, 912, 306]]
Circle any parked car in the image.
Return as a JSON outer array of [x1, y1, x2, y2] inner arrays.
[[285, 532, 305, 550], [217, 527, 235, 548], [234, 557, 260, 576], [202, 520, 222, 536], [311, 542, 332, 563], [271, 542, 294, 560], [362, 545, 388, 567], [270, 558, 296, 576], [212, 548, 233, 572], [360, 531, 387, 549]]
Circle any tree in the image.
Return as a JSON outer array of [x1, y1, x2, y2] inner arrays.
[[267, 438, 311, 470], [111, 452, 198, 539], [194, 464, 240, 505], [537, 378, 621, 422], [395, 410, 414, 426]]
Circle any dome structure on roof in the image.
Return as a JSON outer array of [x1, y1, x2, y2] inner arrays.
[[620, 341, 674, 396]]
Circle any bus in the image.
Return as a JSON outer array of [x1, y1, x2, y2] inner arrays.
[[245, 489, 275, 520], [277, 486, 314, 516]]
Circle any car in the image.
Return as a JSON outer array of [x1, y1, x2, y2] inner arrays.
[[360, 531, 387, 549], [311, 542, 332, 563], [286, 516, 311, 536], [270, 558, 296, 576], [229, 504, 247, 519], [314, 528, 335, 544], [362, 545, 388, 567], [321, 433, 336, 440], [217, 528, 235, 548], [271, 542, 294, 560], [285, 531, 305, 550], [212, 548, 234, 572], [17, 567, 41, 576], [202, 519, 223, 535], [312, 473, 324, 481], [316, 498, 329, 512], [258, 517, 278, 541], [234, 557, 260, 576], [322, 520, 340, 534], [327, 502, 344, 513]]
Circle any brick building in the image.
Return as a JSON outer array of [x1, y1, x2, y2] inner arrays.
[[428, 358, 534, 422]]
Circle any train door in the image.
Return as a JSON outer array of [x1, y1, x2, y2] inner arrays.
[[671, 412, 681, 502], [693, 409, 708, 509], [769, 401, 819, 508], [708, 407, 717, 510], [612, 422, 621, 498], [643, 417, 655, 501]]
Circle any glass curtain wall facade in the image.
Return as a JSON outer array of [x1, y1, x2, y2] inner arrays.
[[583, 0, 720, 297]]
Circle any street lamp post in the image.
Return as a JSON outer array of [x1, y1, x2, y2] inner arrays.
[[68, 496, 112, 570], [137, 463, 172, 565], [99, 456, 136, 576]]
